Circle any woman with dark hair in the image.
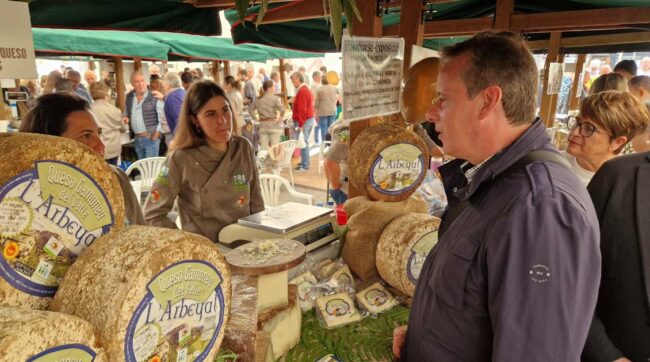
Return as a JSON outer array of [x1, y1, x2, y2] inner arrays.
[[144, 80, 264, 242], [249, 80, 285, 150], [19, 92, 145, 225]]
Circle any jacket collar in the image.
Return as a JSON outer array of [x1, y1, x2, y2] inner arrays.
[[440, 119, 551, 202]]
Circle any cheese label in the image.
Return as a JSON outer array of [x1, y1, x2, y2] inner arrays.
[[370, 143, 424, 195], [125, 260, 226, 362], [407, 231, 438, 284], [27, 343, 96, 362], [358, 282, 398, 314], [0, 161, 114, 297], [316, 292, 362, 328], [325, 298, 351, 316]]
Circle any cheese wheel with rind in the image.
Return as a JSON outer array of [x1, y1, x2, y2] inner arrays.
[[376, 213, 440, 296], [50, 225, 231, 361], [348, 123, 429, 202], [0, 306, 107, 361], [0, 133, 124, 310]]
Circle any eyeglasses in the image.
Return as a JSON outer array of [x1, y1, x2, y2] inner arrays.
[[567, 116, 602, 138]]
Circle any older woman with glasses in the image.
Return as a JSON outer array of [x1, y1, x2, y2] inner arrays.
[[564, 91, 649, 185]]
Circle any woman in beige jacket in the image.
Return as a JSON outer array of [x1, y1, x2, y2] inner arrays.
[[89, 81, 125, 165], [144, 80, 264, 242]]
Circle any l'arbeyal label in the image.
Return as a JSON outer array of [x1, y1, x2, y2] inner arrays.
[[0, 161, 114, 297]]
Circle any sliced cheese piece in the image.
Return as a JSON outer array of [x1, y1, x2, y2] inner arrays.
[[357, 282, 398, 314], [258, 285, 301, 361], [376, 213, 440, 296], [258, 271, 288, 312], [315, 292, 362, 328], [328, 265, 355, 289], [290, 271, 318, 311], [50, 225, 231, 361], [348, 123, 429, 202], [0, 133, 124, 310], [0, 306, 107, 361]]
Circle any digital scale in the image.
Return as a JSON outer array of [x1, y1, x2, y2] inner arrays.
[[218, 202, 342, 265]]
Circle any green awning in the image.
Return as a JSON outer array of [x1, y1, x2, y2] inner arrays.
[[32, 28, 170, 60], [29, 0, 220, 35], [237, 43, 324, 60], [139, 32, 269, 63]]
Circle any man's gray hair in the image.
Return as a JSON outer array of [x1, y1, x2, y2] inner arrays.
[[164, 72, 182, 89], [66, 69, 80, 79], [130, 71, 144, 84], [291, 71, 304, 83]]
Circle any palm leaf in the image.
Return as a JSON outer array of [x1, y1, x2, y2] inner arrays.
[[235, 0, 250, 28], [255, 0, 270, 28], [329, 0, 344, 49], [342, 0, 362, 37]]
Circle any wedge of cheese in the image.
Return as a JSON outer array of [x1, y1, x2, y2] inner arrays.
[[50, 226, 231, 361], [348, 123, 429, 202], [356, 282, 398, 314], [258, 285, 301, 361], [0, 133, 124, 310], [376, 213, 440, 296], [315, 292, 362, 329], [0, 306, 107, 361]]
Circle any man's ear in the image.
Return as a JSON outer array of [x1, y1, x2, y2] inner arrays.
[[478, 85, 502, 120]]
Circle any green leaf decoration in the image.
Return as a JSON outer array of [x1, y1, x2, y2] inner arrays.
[[284, 305, 410, 362], [342, 0, 363, 38], [329, 0, 343, 49], [235, 0, 250, 29], [255, 0, 270, 29], [214, 349, 238, 361]]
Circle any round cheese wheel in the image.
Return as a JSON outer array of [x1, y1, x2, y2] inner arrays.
[[0, 133, 124, 310], [348, 123, 429, 202], [0, 306, 107, 361], [376, 213, 440, 296], [50, 226, 231, 361]]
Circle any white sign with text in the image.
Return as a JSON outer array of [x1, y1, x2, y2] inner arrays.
[[0, 0, 37, 80], [342, 36, 404, 122]]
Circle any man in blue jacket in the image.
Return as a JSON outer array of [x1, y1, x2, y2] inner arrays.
[[393, 31, 601, 361]]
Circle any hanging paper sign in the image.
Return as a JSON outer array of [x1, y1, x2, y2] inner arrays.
[[342, 36, 404, 122], [547, 62, 565, 95], [0, 0, 37, 79]]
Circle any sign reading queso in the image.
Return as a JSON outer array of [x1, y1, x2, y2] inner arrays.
[[0, 0, 37, 79]]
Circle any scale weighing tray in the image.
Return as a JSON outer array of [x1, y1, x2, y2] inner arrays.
[[237, 202, 333, 233]]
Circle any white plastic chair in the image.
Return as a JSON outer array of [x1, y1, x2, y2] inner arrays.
[[125, 157, 167, 193], [318, 141, 332, 175], [259, 174, 313, 208], [267, 140, 298, 187]]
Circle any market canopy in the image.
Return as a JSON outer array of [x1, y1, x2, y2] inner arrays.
[[138, 32, 268, 62], [32, 28, 170, 61], [28, 0, 220, 35]]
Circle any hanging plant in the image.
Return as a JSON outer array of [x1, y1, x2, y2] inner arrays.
[[233, 0, 362, 49]]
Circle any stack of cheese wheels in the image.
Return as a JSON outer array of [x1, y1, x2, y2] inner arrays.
[[50, 226, 231, 361], [0, 133, 124, 310], [0, 306, 107, 361], [376, 213, 440, 296], [348, 123, 429, 202]]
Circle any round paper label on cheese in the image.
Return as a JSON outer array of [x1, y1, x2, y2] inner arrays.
[[27, 344, 96, 362], [125, 260, 226, 362], [369, 143, 424, 195], [325, 299, 351, 317], [364, 288, 388, 307], [0, 161, 114, 297], [407, 231, 438, 284]]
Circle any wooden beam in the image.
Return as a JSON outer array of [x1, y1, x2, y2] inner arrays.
[[510, 7, 650, 33], [540, 32, 562, 128], [569, 54, 586, 111], [133, 57, 142, 72], [189, 0, 289, 7], [400, 0, 425, 74], [493, 0, 514, 30], [250, 0, 326, 24], [223, 61, 231, 77], [527, 31, 650, 51], [161, 60, 168, 75], [421, 17, 493, 37], [212, 60, 221, 84], [113, 57, 126, 113]]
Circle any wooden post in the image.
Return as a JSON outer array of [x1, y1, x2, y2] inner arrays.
[[540, 32, 562, 127], [493, 0, 514, 30], [279, 58, 288, 107], [399, 0, 425, 75], [348, 0, 383, 198], [569, 53, 586, 111], [212, 60, 221, 84], [88, 61, 96, 70], [133, 57, 142, 72], [224, 61, 231, 77], [113, 57, 126, 113], [161, 60, 168, 75]]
